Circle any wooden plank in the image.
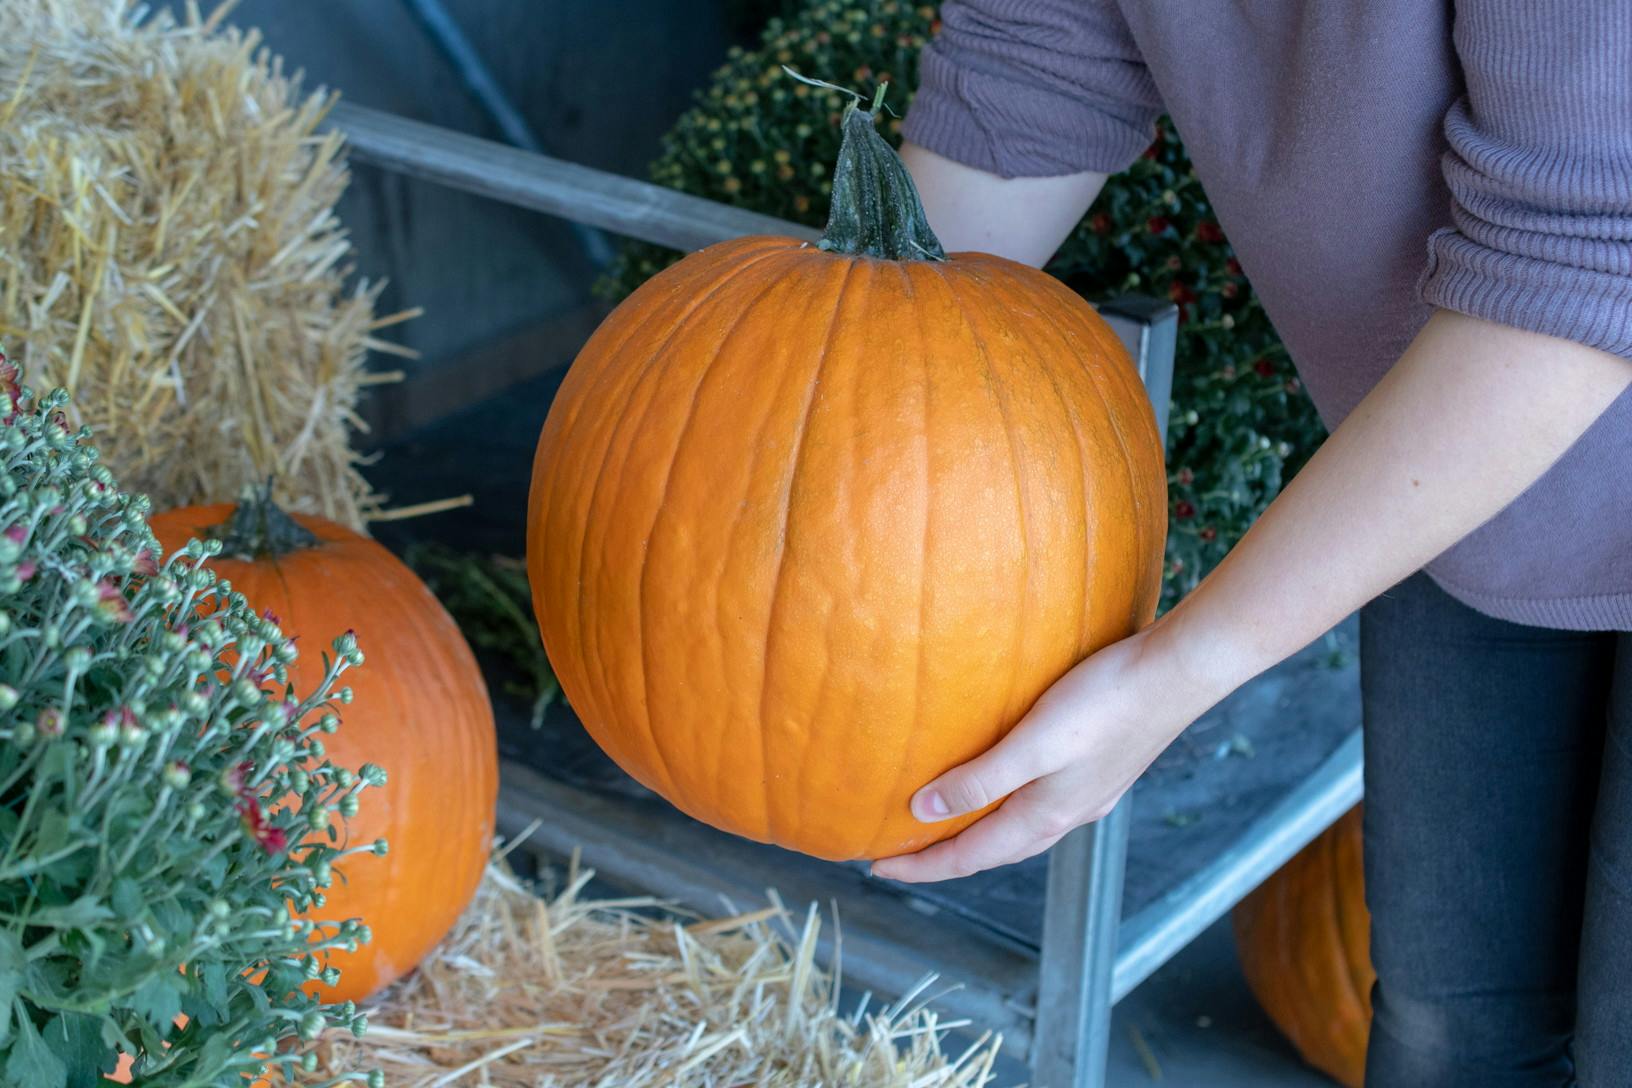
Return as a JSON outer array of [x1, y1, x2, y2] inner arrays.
[[495, 760, 1041, 1057], [326, 102, 822, 253]]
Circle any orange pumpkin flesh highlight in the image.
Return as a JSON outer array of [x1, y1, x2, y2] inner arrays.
[[527, 233, 1167, 861], [148, 504, 499, 1004], [1232, 805, 1374, 1088]]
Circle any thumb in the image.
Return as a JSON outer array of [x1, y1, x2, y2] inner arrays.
[[910, 729, 1051, 823]]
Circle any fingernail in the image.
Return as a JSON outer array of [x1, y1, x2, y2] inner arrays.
[[917, 790, 950, 820]]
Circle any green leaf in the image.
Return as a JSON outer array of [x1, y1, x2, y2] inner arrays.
[[131, 973, 182, 1029], [197, 849, 228, 889], [41, 1013, 116, 1088], [33, 809, 71, 856], [28, 897, 113, 930], [109, 878, 143, 921], [179, 962, 228, 1028], [3, 1011, 66, 1088], [0, 932, 20, 1046]]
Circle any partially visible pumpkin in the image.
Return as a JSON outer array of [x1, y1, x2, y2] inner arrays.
[[1232, 805, 1374, 1088], [525, 93, 1167, 861], [150, 496, 498, 1003]]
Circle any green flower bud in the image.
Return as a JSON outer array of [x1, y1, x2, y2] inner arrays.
[[338, 794, 359, 819], [298, 1010, 325, 1041], [372, 838, 389, 857], [162, 761, 191, 789], [0, 684, 17, 711]]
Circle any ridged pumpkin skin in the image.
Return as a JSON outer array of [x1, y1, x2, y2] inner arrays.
[[149, 505, 499, 1002], [1232, 806, 1374, 1088], [527, 235, 1167, 861]]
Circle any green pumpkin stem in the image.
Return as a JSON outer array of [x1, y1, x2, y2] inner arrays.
[[789, 70, 945, 262], [211, 478, 318, 560]]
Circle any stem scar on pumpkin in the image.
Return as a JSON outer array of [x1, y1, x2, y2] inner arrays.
[[782, 66, 946, 264]]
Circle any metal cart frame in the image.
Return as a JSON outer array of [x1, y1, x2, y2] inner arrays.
[[326, 101, 1364, 1088]]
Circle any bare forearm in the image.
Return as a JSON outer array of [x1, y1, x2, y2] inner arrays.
[[1162, 310, 1632, 691], [901, 142, 1106, 266]]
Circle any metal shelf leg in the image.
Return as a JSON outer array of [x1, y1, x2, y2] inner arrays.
[[1030, 798, 1133, 1088]]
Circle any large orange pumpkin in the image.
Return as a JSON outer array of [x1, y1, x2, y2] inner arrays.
[[149, 497, 498, 1002], [526, 92, 1167, 861], [1232, 806, 1374, 1088]]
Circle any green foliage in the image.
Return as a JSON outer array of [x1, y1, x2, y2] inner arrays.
[[0, 356, 381, 1087], [600, 0, 1328, 606], [405, 544, 558, 727]]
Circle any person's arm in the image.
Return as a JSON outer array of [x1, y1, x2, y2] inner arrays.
[[898, 0, 1161, 264], [901, 142, 1106, 265], [872, 312, 1632, 883], [873, 0, 1632, 883]]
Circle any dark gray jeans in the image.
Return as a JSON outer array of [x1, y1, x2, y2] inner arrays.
[[1361, 572, 1632, 1087]]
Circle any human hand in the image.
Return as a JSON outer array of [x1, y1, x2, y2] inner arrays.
[[869, 617, 1227, 883]]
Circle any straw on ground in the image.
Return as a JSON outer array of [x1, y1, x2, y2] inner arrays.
[[301, 856, 1004, 1087]]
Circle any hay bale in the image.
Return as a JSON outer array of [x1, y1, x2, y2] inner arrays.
[[0, 0, 408, 525], [304, 857, 1004, 1087]]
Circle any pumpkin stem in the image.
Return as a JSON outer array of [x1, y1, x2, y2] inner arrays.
[[211, 478, 318, 560], [788, 70, 945, 262]]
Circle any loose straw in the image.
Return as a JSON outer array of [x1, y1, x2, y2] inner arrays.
[[298, 857, 1005, 1087]]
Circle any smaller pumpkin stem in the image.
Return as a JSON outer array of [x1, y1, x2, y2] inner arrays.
[[783, 68, 946, 263], [211, 478, 318, 560]]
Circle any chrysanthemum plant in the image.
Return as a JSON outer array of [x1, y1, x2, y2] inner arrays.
[[0, 353, 383, 1087]]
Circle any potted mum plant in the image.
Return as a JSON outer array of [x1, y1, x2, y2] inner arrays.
[[0, 354, 383, 1087]]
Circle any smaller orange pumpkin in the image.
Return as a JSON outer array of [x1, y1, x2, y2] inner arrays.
[[148, 490, 499, 1004], [1232, 805, 1374, 1088]]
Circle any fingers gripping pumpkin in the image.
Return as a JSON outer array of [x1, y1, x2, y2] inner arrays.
[[528, 87, 1167, 862]]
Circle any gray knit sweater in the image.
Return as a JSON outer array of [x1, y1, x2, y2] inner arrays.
[[903, 0, 1632, 630]]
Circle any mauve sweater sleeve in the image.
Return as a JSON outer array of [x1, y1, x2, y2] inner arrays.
[[1419, 1, 1632, 358], [901, 0, 1162, 178]]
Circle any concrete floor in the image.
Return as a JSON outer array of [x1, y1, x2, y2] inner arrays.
[[985, 917, 1336, 1088]]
